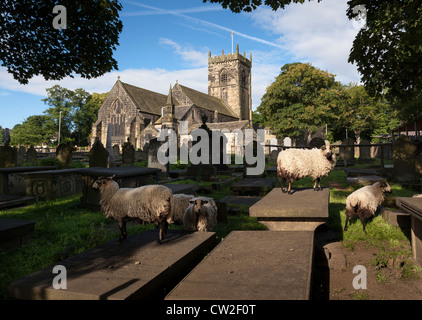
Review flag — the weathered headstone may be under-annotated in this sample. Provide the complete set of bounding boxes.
[56,143,73,169]
[88,138,109,168]
[122,137,135,165]
[309,137,325,149]
[359,139,371,161]
[148,138,168,173]
[393,135,417,182]
[112,145,120,159]
[16,146,26,165]
[283,137,292,147]
[25,146,38,165]
[340,138,355,163]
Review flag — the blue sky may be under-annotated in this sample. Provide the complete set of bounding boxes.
[0,0,363,130]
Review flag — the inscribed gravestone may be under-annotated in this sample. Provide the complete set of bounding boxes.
[112,145,120,159]
[56,143,73,169]
[26,146,38,165]
[340,138,355,163]
[16,146,26,165]
[148,138,168,173]
[89,138,109,168]
[0,146,16,168]
[359,139,371,160]
[122,138,135,165]
[393,136,417,182]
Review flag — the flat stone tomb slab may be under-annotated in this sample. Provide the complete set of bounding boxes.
[165,230,314,300]
[0,219,35,252]
[249,187,329,219]
[249,188,329,230]
[7,230,215,300]
[346,175,386,186]
[230,178,276,195]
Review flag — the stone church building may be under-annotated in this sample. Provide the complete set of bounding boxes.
[91,45,253,150]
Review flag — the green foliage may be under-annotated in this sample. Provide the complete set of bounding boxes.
[10,115,55,146]
[202,0,319,13]
[347,0,422,119]
[257,62,342,139]
[0,0,123,84]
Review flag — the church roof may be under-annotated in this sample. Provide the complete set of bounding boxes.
[175,83,238,119]
[120,81,179,116]
[189,120,250,132]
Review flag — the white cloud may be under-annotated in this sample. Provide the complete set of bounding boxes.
[249,0,362,84]
[159,38,208,68]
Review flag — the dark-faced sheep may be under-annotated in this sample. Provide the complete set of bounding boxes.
[172,194,195,225]
[183,197,217,232]
[277,145,336,194]
[344,181,392,233]
[92,176,173,244]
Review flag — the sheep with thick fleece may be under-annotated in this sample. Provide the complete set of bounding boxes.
[172,194,195,225]
[92,176,173,244]
[183,196,217,232]
[277,145,336,194]
[344,181,392,233]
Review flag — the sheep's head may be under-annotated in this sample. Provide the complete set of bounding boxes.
[189,198,209,217]
[321,145,335,162]
[92,175,116,190]
[378,181,392,194]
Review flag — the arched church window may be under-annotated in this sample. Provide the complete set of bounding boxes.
[111,99,125,137]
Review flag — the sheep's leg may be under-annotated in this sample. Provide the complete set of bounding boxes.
[280,178,286,193]
[344,214,349,231]
[313,178,321,191]
[158,220,169,244]
[118,220,127,242]
[287,180,292,194]
[359,215,367,233]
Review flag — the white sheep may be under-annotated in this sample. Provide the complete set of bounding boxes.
[344,181,392,233]
[172,194,195,225]
[277,145,336,194]
[92,176,173,244]
[182,196,217,232]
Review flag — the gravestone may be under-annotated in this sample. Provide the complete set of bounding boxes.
[186,115,217,180]
[122,138,135,165]
[340,138,355,163]
[0,146,16,168]
[88,138,109,168]
[359,139,371,161]
[56,143,73,169]
[309,137,325,149]
[112,145,120,159]
[25,146,38,165]
[283,137,292,147]
[269,149,278,163]
[148,138,168,173]
[16,146,26,165]
[393,136,417,182]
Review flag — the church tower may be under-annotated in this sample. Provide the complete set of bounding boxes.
[208,44,252,123]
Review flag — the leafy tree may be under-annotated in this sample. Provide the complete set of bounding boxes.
[42,85,106,146]
[347,0,422,120]
[10,115,54,146]
[1,0,123,84]
[202,0,318,13]
[257,62,342,139]
[72,92,107,146]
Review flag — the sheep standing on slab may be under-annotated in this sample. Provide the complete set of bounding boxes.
[344,181,392,233]
[277,145,336,194]
[92,176,173,244]
[183,197,217,232]
[172,194,195,225]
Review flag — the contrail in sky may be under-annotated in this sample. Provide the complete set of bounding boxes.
[122,0,285,49]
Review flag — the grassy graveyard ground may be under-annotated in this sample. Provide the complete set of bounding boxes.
[1,160,421,300]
